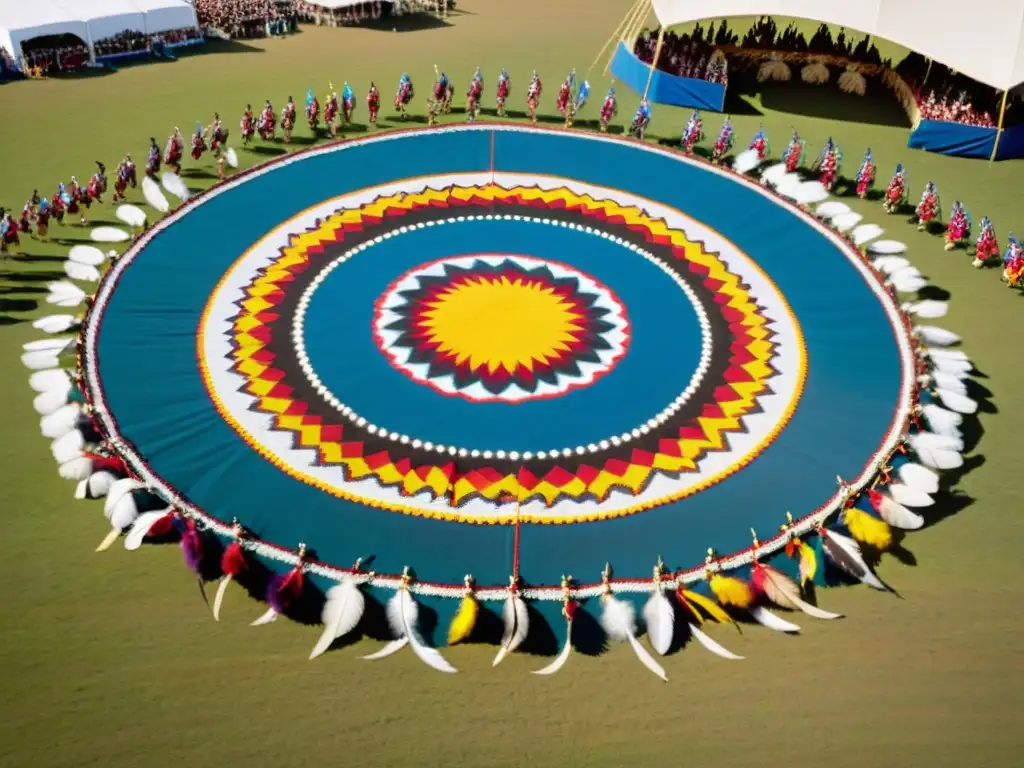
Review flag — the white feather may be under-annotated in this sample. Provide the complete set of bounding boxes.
[22,350,60,370]
[898,462,939,494]
[142,175,170,213]
[872,256,910,274]
[116,204,147,228]
[60,456,93,481]
[41,402,82,438]
[867,239,908,255]
[748,605,801,633]
[385,589,409,637]
[104,478,146,518]
[310,578,366,660]
[24,337,75,352]
[30,369,71,393]
[34,387,71,416]
[108,491,140,531]
[161,172,190,201]
[816,201,851,219]
[910,432,964,453]
[69,245,107,266]
[891,265,924,283]
[927,348,969,363]
[852,223,884,245]
[533,621,573,675]
[249,607,279,626]
[51,429,84,463]
[935,388,978,414]
[361,637,409,660]
[929,358,973,378]
[76,470,117,499]
[688,623,744,660]
[791,181,829,205]
[774,174,803,198]
[874,493,925,529]
[642,591,675,656]
[64,261,101,282]
[887,483,934,508]
[493,594,529,666]
[601,596,667,681]
[922,403,963,437]
[731,149,761,174]
[831,211,863,232]
[212,576,233,621]
[932,372,967,395]
[124,509,173,550]
[825,530,887,590]
[902,300,948,319]
[916,326,961,347]
[760,163,788,184]
[890,274,927,294]
[225,147,239,169]
[46,280,88,307]
[401,590,457,674]
[95,528,122,552]
[91,226,131,243]
[33,314,80,334]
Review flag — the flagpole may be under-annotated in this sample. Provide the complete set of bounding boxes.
[642,25,666,102]
[989,88,1009,162]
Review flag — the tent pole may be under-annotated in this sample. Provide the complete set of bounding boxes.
[588,0,643,76]
[923,58,932,85]
[989,88,1009,162]
[623,0,652,49]
[642,25,665,101]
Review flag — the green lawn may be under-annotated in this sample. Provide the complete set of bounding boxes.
[2,2,1023,767]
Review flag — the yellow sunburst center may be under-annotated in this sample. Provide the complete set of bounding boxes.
[419,276,585,375]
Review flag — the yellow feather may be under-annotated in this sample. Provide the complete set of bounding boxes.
[680,589,735,625]
[708,574,755,610]
[447,595,479,645]
[843,507,893,551]
[798,541,817,587]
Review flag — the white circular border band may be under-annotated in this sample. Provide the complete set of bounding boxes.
[199,170,803,520]
[84,125,912,590]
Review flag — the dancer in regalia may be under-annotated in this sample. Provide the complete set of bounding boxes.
[915,182,940,230]
[496,68,510,117]
[566,79,589,128]
[749,126,769,160]
[50,186,66,226]
[629,99,651,139]
[342,82,355,125]
[882,163,907,214]
[281,96,297,143]
[0,209,18,254]
[240,104,256,145]
[66,177,82,223]
[191,122,207,161]
[258,100,276,140]
[433,69,453,114]
[1003,234,1024,288]
[209,113,228,154]
[972,217,999,267]
[855,148,875,199]
[782,130,805,173]
[394,73,414,120]
[306,89,320,134]
[165,127,185,174]
[466,69,483,122]
[556,74,573,118]
[367,82,380,125]
[87,161,107,204]
[944,201,971,251]
[598,84,617,133]
[526,71,542,125]
[711,117,733,164]
[112,155,136,203]
[35,199,50,240]
[681,110,703,155]
[18,202,32,236]
[813,137,841,192]
[324,90,339,137]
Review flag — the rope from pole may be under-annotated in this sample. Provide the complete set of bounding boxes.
[641,25,666,102]
[587,0,645,77]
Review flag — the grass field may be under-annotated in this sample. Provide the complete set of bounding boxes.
[2,2,1023,766]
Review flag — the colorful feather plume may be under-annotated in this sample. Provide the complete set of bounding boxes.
[494,576,529,667]
[124,508,175,550]
[843,504,893,550]
[867,488,925,529]
[213,521,250,621]
[750,532,841,619]
[533,576,577,676]
[819,527,888,591]
[178,516,209,607]
[310,571,366,660]
[251,543,306,626]
[599,564,667,681]
[705,549,755,610]
[447,575,479,645]
[678,587,734,626]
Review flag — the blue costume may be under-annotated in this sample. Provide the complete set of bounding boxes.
[630,100,651,138]
[575,79,590,111]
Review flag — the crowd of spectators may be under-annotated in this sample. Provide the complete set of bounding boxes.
[20,37,90,76]
[634,28,721,82]
[194,0,298,39]
[896,53,1021,127]
[295,1,385,27]
[93,27,202,59]
[1,45,21,78]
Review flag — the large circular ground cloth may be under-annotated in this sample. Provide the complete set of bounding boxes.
[83,125,920,652]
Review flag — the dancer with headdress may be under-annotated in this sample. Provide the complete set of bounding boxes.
[556,72,573,118]
[599,84,617,133]
[113,155,134,203]
[813,137,842,192]
[191,122,207,161]
[566,78,589,128]
[395,73,414,120]
[496,68,510,117]
[87,161,107,204]
[341,82,355,125]
[915,182,940,231]
[258,100,276,140]
[681,110,703,155]
[629,99,651,139]
[241,104,256,145]
[749,126,769,160]
[209,113,229,154]
[367,82,380,125]
[944,201,971,251]
[711,117,734,164]
[35,198,50,240]
[0,209,18,255]
[1003,234,1024,288]
[282,96,297,143]
[855,148,875,199]
[526,71,542,125]
[781,129,805,173]
[18,201,33,237]
[466,68,483,122]
[325,89,339,137]
[50,185,66,226]
[972,217,999,267]
[66,176,82,223]
[432,68,453,114]
[882,164,907,214]
[165,128,185,174]
[306,89,321,135]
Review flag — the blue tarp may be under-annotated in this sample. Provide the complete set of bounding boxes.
[908,119,1024,160]
[610,41,726,112]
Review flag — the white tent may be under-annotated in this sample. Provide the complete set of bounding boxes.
[0,2,91,58]
[650,0,1024,91]
[125,0,199,35]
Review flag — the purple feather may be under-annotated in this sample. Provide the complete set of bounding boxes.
[267,573,287,614]
[180,529,204,573]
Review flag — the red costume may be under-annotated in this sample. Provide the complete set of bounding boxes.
[496,73,510,116]
[241,108,255,144]
[367,84,380,124]
[210,118,228,152]
[0,213,18,253]
[307,97,320,131]
[50,193,65,224]
[556,80,571,116]
[36,204,50,238]
[191,130,206,161]
[19,204,32,234]
[325,94,339,125]
[916,182,940,230]
[258,103,276,140]
[165,130,184,169]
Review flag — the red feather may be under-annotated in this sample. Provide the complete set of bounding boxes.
[89,454,127,475]
[564,600,579,621]
[749,561,768,593]
[221,542,248,577]
[146,512,175,538]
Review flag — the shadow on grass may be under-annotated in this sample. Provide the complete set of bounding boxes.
[0,297,39,313]
[758,81,911,128]
[359,14,454,33]
[247,144,287,156]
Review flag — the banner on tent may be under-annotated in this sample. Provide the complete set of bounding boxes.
[908,119,1024,160]
[610,41,726,112]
